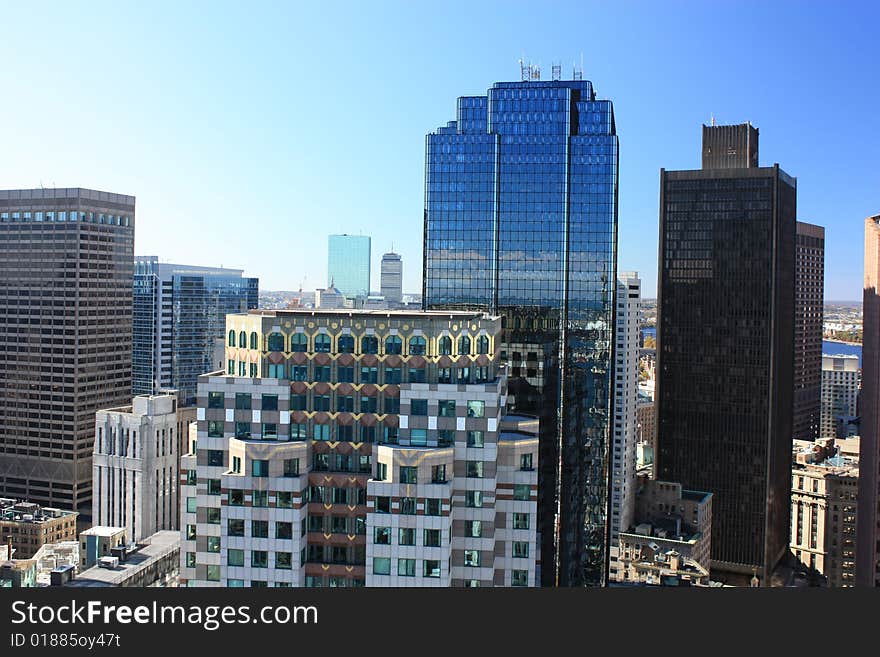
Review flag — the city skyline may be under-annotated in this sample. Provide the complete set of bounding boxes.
[0,2,877,299]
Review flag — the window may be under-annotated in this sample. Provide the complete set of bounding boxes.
[208,392,224,408]
[228,330,236,347]
[227,359,235,375]
[228,519,245,537]
[186,524,197,540]
[361,335,378,354]
[438,400,456,417]
[409,335,426,355]
[262,423,278,438]
[268,333,284,352]
[423,560,441,578]
[314,365,331,382]
[337,366,355,383]
[384,396,400,414]
[385,335,402,354]
[511,570,529,586]
[228,489,245,506]
[375,496,391,513]
[331,516,348,534]
[400,497,417,515]
[424,529,441,547]
[262,394,278,411]
[467,431,484,447]
[520,453,534,471]
[374,527,391,545]
[267,363,285,378]
[235,393,251,410]
[409,429,427,446]
[185,469,197,485]
[399,528,416,545]
[408,366,426,383]
[234,422,251,439]
[465,491,483,508]
[252,520,269,538]
[253,490,269,507]
[375,462,387,481]
[338,335,354,353]
[398,558,416,577]
[238,331,247,348]
[276,522,293,539]
[431,464,447,483]
[314,395,331,412]
[467,401,485,418]
[290,394,307,411]
[337,424,353,441]
[276,552,293,569]
[337,395,355,412]
[400,466,418,484]
[425,498,442,516]
[437,429,454,446]
[466,461,484,478]
[360,366,378,383]
[438,336,452,355]
[477,335,490,354]
[513,541,529,558]
[206,537,221,553]
[186,497,197,513]
[465,520,482,538]
[290,423,308,440]
[228,549,245,567]
[373,557,391,575]
[283,458,299,477]
[458,335,471,355]
[513,513,530,530]
[291,333,308,352]
[314,334,331,353]
[250,332,259,349]
[437,367,452,384]
[252,551,268,568]
[277,492,293,508]
[208,420,223,437]
[410,399,428,416]
[186,552,196,568]
[252,460,269,477]
[360,396,377,413]
[207,479,221,495]
[457,367,471,384]
[464,550,480,567]
[513,484,531,501]
[291,365,308,381]
[206,565,220,582]
[384,367,401,384]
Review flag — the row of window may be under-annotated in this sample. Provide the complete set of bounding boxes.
[236,331,492,356]
[0,210,130,226]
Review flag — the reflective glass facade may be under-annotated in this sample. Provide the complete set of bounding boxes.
[133,258,258,404]
[423,80,619,586]
[328,234,371,299]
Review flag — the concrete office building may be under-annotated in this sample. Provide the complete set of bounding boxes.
[178,309,538,587]
[857,214,880,586]
[0,499,78,559]
[821,355,860,439]
[0,188,135,512]
[656,123,796,584]
[794,222,825,442]
[79,526,127,569]
[328,235,371,299]
[791,439,858,586]
[380,251,403,305]
[133,257,258,404]
[93,394,186,543]
[608,273,641,580]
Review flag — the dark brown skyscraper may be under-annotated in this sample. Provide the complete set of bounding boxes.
[0,188,134,514]
[656,123,796,585]
[857,214,880,586]
[793,221,824,442]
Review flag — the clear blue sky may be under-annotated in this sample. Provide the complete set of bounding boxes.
[1,0,877,300]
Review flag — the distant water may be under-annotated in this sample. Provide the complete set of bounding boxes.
[641,328,862,366]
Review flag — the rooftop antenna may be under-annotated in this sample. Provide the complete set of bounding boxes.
[519,57,529,82]
[711,114,716,126]
[573,54,583,81]
[551,62,562,81]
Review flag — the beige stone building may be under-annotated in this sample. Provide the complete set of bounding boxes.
[0,499,78,559]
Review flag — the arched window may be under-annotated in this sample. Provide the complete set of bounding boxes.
[338,335,355,353]
[291,333,308,352]
[409,336,426,356]
[238,331,247,348]
[314,334,331,353]
[458,335,471,355]
[267,332,284,352]
[250,332,259,350]
[385,335,402,355]
[438,336,452,355]
[228,330,236,347]
[477,335,490,354]
[361,335,378,355]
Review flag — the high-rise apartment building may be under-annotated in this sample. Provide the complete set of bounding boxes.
[0,188,135,513]
[380,251,403,305]
[133,257,258,404]
[93,394,186,542]
[820,355,860,439]
[178,309,538,588]
[794,222,825,441]
[0,499,79,559]
[423,77,618,586]
[857,214,880,586]
[608,273,641,580]
[328,235,371,299]
[656,123,796,585]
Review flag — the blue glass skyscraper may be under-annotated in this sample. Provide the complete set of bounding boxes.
[328,234,371,299]
[423,78,619,586]
[133,257,259,405]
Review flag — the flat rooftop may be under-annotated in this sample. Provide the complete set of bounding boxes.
[66,531,179,588]
[80,526,125,537]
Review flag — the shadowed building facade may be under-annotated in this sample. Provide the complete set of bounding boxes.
[656,124,796,584]
[794,222,824,442]
[423,77,619,586]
